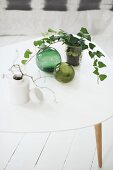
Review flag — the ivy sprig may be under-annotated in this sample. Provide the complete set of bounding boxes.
[77,27,107,82]
[21,27,107,82]
[77,27,91,41]
[21,49,32,64]
[88,44,107,81]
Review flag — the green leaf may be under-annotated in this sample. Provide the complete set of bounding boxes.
[46,39,51,44]
[93,59,98,66]
[43,37,49,41]
[89,51,95,58]
[25,49,32,54]
[89,43,96,50]
[39,43,47,49]
[34,40,43,46]
[98,61,106,68]
[99,74,107,81]
[48,28,56,33]
[81,44,88,50]
[21,60,27,64]
[24,49,32,58]
[83,34,91,41]
[68,34,79,45]
[77,27,91,41]
[49,35,56,42]
[93,67,99,75]
[96,51,105,58]
[58,29,65,35]
[77,32,83,38]
[80,27,89,34]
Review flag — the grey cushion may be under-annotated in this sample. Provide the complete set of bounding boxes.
[4,0,113,11]
[6,0,32,10]
[78,0,101,11]
[43,0,67,11]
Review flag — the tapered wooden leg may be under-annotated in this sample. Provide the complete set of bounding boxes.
[95,123,102,168]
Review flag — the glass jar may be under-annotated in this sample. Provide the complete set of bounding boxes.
[66,46,82,66]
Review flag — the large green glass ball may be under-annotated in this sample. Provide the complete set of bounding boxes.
[36,47,61,73]
[54,62,75,83]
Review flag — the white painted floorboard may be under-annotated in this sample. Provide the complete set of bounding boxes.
[0,118,113,170]
[0,133,24,170]
[0,129,95,170]
[64,127,96,170]
[4,133,49,170]
[34,131,76,170]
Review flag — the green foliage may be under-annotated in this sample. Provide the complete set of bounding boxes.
[89,51,95,58]
[96,51,105,58]
[93,67,99,75]
[99,74,107,81]
[24,49,32,58]
[93,59,98,66]
[21,60,27,64]
[81,44,88,50]
[98,61,106,68]
[89,43,96,50]
[48,28,57,33]
[77,27,91,41]
[21,27,107,82]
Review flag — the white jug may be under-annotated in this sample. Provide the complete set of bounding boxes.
[7,75,43,105]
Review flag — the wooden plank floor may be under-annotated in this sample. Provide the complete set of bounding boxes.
[0,117,113,170]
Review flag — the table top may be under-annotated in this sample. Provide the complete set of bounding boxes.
[0,38,113,133]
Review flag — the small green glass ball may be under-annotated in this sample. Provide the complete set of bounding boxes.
[54,62,75,83]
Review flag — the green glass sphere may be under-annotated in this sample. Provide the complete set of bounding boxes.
[36,47,61,73]
[54,62,75,83]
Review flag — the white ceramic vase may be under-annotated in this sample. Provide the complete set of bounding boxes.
[8,76,30,105]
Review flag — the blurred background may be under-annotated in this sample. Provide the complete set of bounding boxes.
[0,0,113,47]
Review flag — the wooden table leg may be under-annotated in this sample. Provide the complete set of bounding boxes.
[95,123,102,168]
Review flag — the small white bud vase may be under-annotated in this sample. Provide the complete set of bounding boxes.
[8,76,30,105]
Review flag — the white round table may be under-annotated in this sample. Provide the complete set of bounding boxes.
[0,39,113,168]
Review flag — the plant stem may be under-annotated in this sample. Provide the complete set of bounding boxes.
[25,53,37,65]
[24,74,57,103]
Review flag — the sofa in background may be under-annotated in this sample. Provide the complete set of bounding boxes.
[0,0,113,60]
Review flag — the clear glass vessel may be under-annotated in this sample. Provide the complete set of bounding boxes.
[66,46,82,66]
